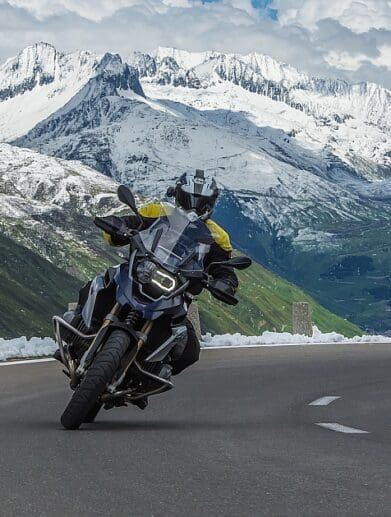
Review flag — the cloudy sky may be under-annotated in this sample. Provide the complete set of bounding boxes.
[0,0,390,88]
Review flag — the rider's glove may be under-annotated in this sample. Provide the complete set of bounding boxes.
[208,278,236,296]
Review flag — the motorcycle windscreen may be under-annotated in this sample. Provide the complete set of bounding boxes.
[138,203,213,273]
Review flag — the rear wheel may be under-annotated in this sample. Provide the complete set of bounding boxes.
[61,330,130,430]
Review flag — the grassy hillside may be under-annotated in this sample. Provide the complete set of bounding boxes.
[198,253,362,338]
[214,196,391,334]
[0,234,83,338]
[0,232,362,339]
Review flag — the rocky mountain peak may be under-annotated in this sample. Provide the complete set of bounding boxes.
[0,42,59,101]
[130,47,390,130]
[95,52,144,97]
[0,44,144,141]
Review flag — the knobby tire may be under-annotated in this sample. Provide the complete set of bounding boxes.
[60,330,130,430]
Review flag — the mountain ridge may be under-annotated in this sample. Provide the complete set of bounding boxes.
[132,46,391,132]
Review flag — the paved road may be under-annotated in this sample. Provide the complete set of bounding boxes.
[0,344,390,516]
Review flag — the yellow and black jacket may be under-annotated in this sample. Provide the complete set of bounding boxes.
[101,203,238,293]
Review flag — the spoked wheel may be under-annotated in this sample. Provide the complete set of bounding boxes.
[60,330,130,430]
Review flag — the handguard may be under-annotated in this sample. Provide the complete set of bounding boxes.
[207,279,238,306]
[94,216,132,241]
[94,215,123,234]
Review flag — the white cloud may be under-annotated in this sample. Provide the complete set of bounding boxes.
[0,0,390,88]
[7,0,159,21]
[325,50,369,72]
[6,0,201,21]
[375,44,391,68]
[274,0,391,33]
[3,0,262,21]
[271,0,391,78]
[326,45,391,73]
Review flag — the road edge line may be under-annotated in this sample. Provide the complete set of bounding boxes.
[0,358,56,367]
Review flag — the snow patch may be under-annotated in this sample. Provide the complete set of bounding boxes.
[293,228,339,251]
[201,326,391,347]
[0,336,56,361]
[1,327,391,362]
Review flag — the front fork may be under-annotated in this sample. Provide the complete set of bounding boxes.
[55,301,177,400]
[76,303,153,379]
[54,303,153,390]
[105,319,154,394]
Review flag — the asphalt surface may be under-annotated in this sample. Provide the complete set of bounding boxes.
[0,344,390,517]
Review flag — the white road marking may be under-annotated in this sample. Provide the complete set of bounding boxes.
[316,422,369,434]
[201,342,388,349]
[201,343,342,349]
[0,358,55,367]
[309,396,340,406]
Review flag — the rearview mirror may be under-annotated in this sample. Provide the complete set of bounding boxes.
[225,256,252,270]
[117,185,139,214]
[207,256,252,271]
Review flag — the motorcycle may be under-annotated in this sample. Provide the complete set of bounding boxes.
[53,185,251,429]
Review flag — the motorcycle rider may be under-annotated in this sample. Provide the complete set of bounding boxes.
[57,170,238,406]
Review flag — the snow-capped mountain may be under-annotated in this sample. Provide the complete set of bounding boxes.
[129,47,390,174]
[141,46,391,131]
[1,43,391,331]
[10,45,391,233]
[0,142,119,219]
[0,42,143,142]
[0,142,126,278]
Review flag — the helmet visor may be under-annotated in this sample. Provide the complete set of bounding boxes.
[176,189,217,215]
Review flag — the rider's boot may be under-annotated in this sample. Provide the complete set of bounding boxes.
[132,397,149,410]
[131,364,172,410]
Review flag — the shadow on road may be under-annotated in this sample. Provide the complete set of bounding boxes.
[5,417,268,433]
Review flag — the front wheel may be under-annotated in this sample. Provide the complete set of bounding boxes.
[60,330,130,430]
[83,402,102,423]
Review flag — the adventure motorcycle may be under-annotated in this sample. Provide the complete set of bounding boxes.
[53,185,251,430]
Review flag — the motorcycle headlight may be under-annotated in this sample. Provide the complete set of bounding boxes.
[136,261,177,293]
